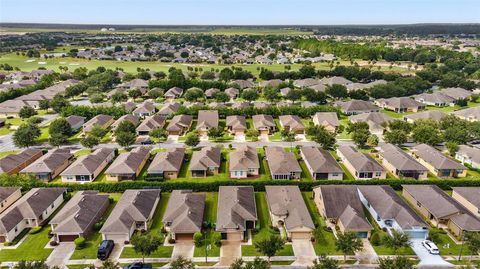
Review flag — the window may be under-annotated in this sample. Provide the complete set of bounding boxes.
[14,226,18,232]
[377,216,381,222]
[51,204,55,209]
[417,201,422,207]
[375,172,382,177]
[332,173,339,177]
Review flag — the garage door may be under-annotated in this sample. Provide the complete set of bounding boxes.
[175,233,194,241]
[407,230,428,240]
[0,236,5,243]
[58,234,79,242]
[227,232,242,241]
[104,234,129,243]
[291,232,311,240]
[356,232,369,238]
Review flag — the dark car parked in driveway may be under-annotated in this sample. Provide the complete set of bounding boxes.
[123,263,153,269]
[97,240,114,260]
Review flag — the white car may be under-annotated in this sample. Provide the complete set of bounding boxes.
[422,240,440,255]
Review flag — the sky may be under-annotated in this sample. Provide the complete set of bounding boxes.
[0,0,479,25]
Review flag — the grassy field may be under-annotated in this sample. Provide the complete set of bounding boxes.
[241,193,294,256]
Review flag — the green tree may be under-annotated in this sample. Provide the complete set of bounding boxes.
[90,126,107,139]
[280,129,296,142]
[116,131,136,148]
[285,89,302,103]
[219,68,234,81]
[263,87,279,102]
[49,118,72,137]
[111,92,127,103]
[367,134,379,147]
[13,123,40,148]
[149,127,168,140]
[128,88,142,99]
[335,231,363,261]
[325,84,348,99]
[14,261,49,269]
[383,230,411,253]
[377,256,414,269]
[446,141,459,156]
[302,88,326,103]
[306,126,336,149]
[241,89,259,101]
[170,256,195,269]
[230,258,270,269]
[245,129,260,142]
[214,92,230,103]
[97,260,120,269]
[352,128,371,147]
[19,106,37,118]
[184,88,204,101]
[185,133,200,147]
[464,232,480,259]
[207,127,224,141]
[148,88,163,99]
[308,254,340,269]
[384,130,408,145]
[50,94,70,113]
[49,133,68,147]
[193,232,203,247]
[130,234,162,263]
[80,135,100,149]
[39,100,50,110]
[254,235,285,261]
[115,121,136,135]
[89,93,105,103]
[412,120,443,145]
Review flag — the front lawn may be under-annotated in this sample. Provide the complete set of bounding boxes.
[0,226,53,262]
[241,193,294,257]
[194,192,220,257]
[121,245,173,258]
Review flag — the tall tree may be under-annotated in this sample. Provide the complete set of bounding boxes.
[383,230,411,253]
[13,123,40,148]
[254,235,285,261]
[130,234,162,263]
[335,231,363,261]
[377,256,414,269]
[464,232,480,259]
[170,256,195,269]
[19,106,37,118]
[307,254,340,269]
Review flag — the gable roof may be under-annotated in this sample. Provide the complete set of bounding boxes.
[100,189,160,234]
[61,148,114,176]
[300,146,343,174]
[196,110,219,130]
[453,106,480,121]
[132,101,156,114]
[377,97,424,109]
[136,115,165,133]
[0,149,42,174]
[265,147,301,174]
[252,114,275,130]
[66,115,86,127]
[158,102,181,115]
[229,146,260,171]
[403,110,447,122]
[452,187,480,209]
[403,185,464,218]
[83,114,114,132]
[379,144,427,172]
[358,185,427,230]
[148,148,185,173]
[226,115,247,131]
[279,115,305,131]
[216,186,257,232]
[312,112,340,127]
[165,87,183,97]
[349,112,392,130]
[112,115,140,130]
[190,146,221,171]
[163,190,205,233]
[105,147,150,175]
[49,191,109,234]
[0,187,21,202]
[337,146,385,173]
[412,144,466,170]
[21,149,72,174]
[265,186,315,231]
[336,100,378,113]
[166,115,193,132]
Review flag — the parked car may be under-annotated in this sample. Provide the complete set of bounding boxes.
[422,240,439,255]
[123,263,153,269]
[141,139,154,145]
[97,240,114,260]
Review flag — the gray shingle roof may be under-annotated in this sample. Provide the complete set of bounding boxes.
[412,144,466,170]
[337,146,385,173]
[216,186,257,232]
[166,115,193,132]
[0,187,20,202]
[301,146,343,174]
[105,147,150,175]
[379,144,427,172]
[226,116,247,131]
[190,146,221,171]
[229,146,260,172]
[0,149,42,174]
[452,187,480,209]
[21,149,72,174]
[163,190,205,233]
[61,148,114,176]
[312,112,340,128]
[196,110,219,130]
[252,114,275,130]
[148,148,185,174]
[265,147,301,174]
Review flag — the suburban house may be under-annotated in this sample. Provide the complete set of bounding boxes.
[335,100,379,115]
[252,114,276,135]
[413,92,455,107]
[166,115,193,136]
[313,186,373,238]
[453,106,480,122]
[403,110,447,123]
[0,148,43,175]
[452,187,480,218]
[162,190,205,240]
[111,115,140,131]
[216,186,257,241]
[189,146,221,177]
[82,114,114,134]
[0,187,21,214]
[105,147,150,181]
[225,87,240,99]
[337,145,386,180]
[136,115,166,135]
[455,145,480,168]
[100,189,160,243]
[229,146,260,179]
[312,112,340,133]
[196,110,219,136]
[158,102,181,117]
[60,148,116,183]
[232,80,254,89]
[164,87,183,99]
[440,87,472,101]
[319,76,352,86]
[411,144,467,178]
[349,112,392,135]
[300,146,343,180]
[402,185,480,238]
[50,191,110,242]
[378,144,428,179]
[124,102,137,113]
[205,88,220,98]
[375,97,425,113]
[226,115,247,136]
[132,101,157,118]
[66,115,86,132]
[265,186,315,240]
[119,79,148,94]
[146,148,185,179]
[21,149,74,181]
[0,100,38,117]
[279,115,305,134]
[0,188,66,243]
[265,146,301,180]
[358,185,429,239]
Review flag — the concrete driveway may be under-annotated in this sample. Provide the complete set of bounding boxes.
[355,239,378,264]
[411,239,452,266]
[172,240,194,258]
[217,241,241,266]
[291,239,316,266]
[234,134,245,142]
[46,242,75,268]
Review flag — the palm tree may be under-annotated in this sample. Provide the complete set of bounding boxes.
[383,230,411,254]
[335,231,364,261]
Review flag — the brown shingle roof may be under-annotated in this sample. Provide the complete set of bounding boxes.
[229,146,260,172]
[252,114,275,130]
[300,146,343,174]
[190,146,221,171]
[226,116,247,131]
[0,149,42,174]
[196,110,219,130]
[105,147,150,175]
[412,144,466,170]
[379,144,427,172]
[265,147,301,175]
[21,149,72,174]
[163,190,205,233]
[216,186,257,232]
[61,148,114,176]
[166,115,192,132]
[148,148,185,174]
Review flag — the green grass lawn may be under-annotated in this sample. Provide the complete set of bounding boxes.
[302,192,340,255]
[0,150,18,158]
[0,127,12,136]
[0,226,53,262]
[194,192,220,257]
[119,192,173,259]
[336,118,352,140]
[70,193,122,260]
[241,193,294,257]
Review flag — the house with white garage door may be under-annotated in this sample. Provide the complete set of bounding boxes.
[265,185,315,240]
[357,185,429,240]
[100,189,160,243]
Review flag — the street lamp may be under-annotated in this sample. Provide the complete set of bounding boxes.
[204,232,211,263]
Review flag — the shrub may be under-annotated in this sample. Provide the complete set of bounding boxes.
[94,222,104,231]
[49,241,58,247]
[370,232,381,246]
[74,236,86,249]
[29,227,42,234]
[4,242,12,246]
[193,232,203,247]
[212,232,222,247]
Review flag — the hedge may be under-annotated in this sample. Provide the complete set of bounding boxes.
[3,177,480,193]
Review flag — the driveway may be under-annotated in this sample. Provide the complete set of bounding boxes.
[46,242,75,268]
[291,239,316,266]
[172,240,194,258]
[411,239,451,266]
[217,241,241,266]
[355,239,378,264]
[234,134,245,142]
